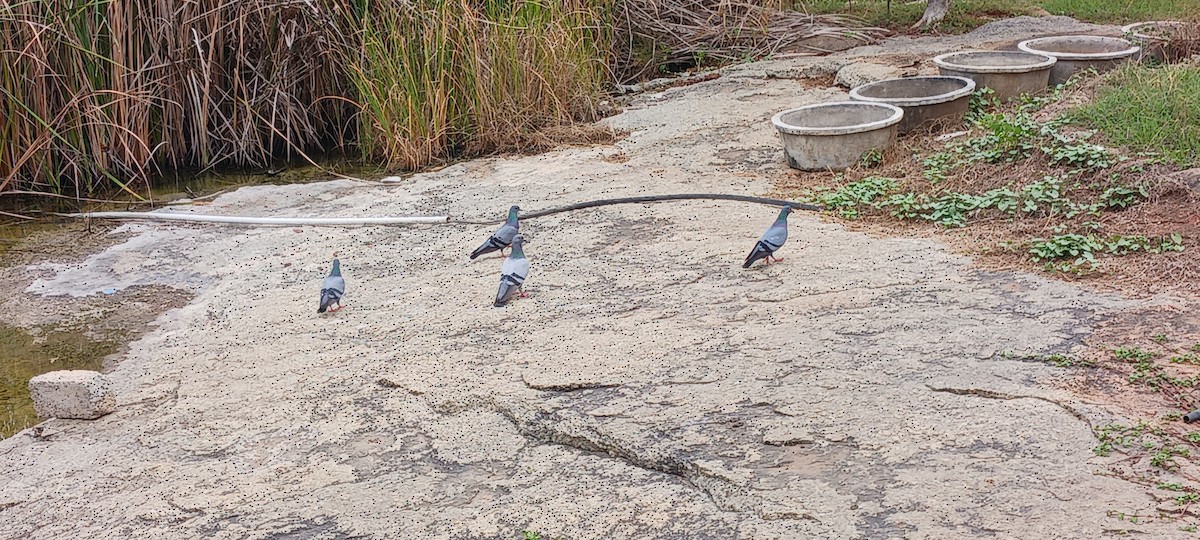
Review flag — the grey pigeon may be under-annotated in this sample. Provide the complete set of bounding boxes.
[470,205,520,259]
[743,206,792,268]
[318,258,346,313]
[494,235,530,307]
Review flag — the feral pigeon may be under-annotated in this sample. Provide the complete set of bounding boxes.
[743,206,792,268]
[494,235,530,307]
[318,258,346,313]
[470,205,520,259]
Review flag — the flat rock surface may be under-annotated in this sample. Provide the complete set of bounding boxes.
[0,16,1183,540]
[834,62,910,89]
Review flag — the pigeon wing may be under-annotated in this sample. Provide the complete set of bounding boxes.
[743,222,788,268]
[470,223,518,259]
[760,222,788,251]
[494,256,530,307]
[318,275,345,313]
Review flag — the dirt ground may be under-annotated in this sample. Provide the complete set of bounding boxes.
[2,16,1199,540]
[769,69,1200,301]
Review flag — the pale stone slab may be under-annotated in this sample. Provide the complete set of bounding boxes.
[28,370,116,420]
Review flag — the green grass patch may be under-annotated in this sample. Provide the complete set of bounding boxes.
[1039,0,1199,25]
[809,177,896,218]
[1029,232,1183,274]
[1094,421,1159,457]
[798,0,1198,30]
[800,107,1153,231]
[1068,64,1200,167]
[1171,352,1200,365]
[799,0,1032,31]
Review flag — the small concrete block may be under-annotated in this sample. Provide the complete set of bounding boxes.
[28,370,116,420]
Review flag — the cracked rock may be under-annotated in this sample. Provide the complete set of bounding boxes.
[522,370,621,391]
[762,426,814,447]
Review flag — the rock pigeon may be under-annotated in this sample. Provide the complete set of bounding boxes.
[743,206,793,268]
[470,205,520,259]
[494,235,530,307]
[318,258,346,313]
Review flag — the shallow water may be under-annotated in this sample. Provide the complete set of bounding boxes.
[0,325,111,438]
[0,161,385,439]
[0,221,61,256]
[149,161,386,203]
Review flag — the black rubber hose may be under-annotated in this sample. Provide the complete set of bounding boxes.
[453,194,822,225]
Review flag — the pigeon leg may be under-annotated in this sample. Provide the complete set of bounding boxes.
[329,303,344,313]
[770,255,784,263]
[518,289,529,299]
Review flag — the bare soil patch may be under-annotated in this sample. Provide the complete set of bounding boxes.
[769,74,1200,300]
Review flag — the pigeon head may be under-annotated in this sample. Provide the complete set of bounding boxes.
[509,235,527,258]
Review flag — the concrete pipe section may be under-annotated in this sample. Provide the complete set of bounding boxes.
[1122,21,1191,63]
[1018,36,1141,86]
[771,101,903,172]
[848,76,976,135]
[932,50,1056,102]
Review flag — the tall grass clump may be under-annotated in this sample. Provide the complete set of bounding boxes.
[1,0,609,193]
[143,1,352,172]
[1069,64,1200,167]
[0,0,880,198]
[0,0,353,198]
[471,1,609,154]
[0,1,145,197]
[339,0,609,171]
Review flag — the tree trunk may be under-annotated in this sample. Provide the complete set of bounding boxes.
[912,0,950,30]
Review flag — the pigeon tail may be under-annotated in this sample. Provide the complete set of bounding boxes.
[494,278,521,307]
[743,241,773,268]
[470,236,506,259]
[318,287,343,313]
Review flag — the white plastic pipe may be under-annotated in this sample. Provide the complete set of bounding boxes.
[63,211,449,226]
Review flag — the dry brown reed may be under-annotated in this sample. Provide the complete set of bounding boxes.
[0,0,352,198]
[610,0,884,82]
[0,0,880,198]
[1151,19,1200,63]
